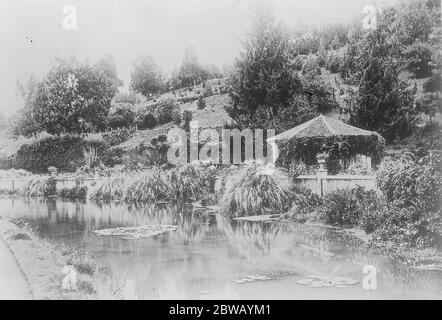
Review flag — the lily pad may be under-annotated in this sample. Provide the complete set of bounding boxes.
[94,225,178,240]
[234,273,273,284]
[296,275,360,289]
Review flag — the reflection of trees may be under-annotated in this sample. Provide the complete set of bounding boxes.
[1,199,217,244]
[215,215,292,261]
[173,208,213,243]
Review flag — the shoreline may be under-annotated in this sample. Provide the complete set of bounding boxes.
[0,217,128,300]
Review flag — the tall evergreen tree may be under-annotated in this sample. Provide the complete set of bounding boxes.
[345,9,417,142]
[227,8,302,127]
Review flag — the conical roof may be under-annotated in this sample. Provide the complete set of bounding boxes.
[267,115,376,142]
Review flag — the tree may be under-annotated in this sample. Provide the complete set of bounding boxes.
[13,75,41,135]
[317,39,327,66]
[135,110,157,129]
[156,98,180,124]
[345,10,417,142]
[29,58,117,134]
[395,0,439,77]
[95,54,123,89]
[301,73,339,113]
[177,46,205,88]
[227,8,302,124]
[227,6,339,131]
[331,34,340,50]
[130,55,163,97]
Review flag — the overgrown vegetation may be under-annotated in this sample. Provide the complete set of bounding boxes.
[125,169,170,203]
[300,153,442,249]
[321,187,378,227]
[169,164,207,203]
[373,153,441,247]
[89,176,128,201]
[220,164,293,216]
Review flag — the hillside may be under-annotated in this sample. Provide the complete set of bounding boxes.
[180,94,235,128]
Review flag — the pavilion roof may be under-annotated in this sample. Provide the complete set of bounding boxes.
[267,115,377,142]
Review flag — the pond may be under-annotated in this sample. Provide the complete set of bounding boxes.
[0,198,441,300]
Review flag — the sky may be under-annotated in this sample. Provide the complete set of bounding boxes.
[0,0,399,116]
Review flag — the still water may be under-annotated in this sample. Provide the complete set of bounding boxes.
[0,198,441,299]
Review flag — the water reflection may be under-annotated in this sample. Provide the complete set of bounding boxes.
[0,198,441,299]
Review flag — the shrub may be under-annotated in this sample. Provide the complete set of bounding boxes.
[322,189,361,227]
[108,103,136,129]
[374,154,442,247]
[21,179,48,197]
[58,179,87,200]
[221,164,293,216]
[197,96,206,110]
[0,134,106,173]
[359,202,385,234]
[139,112,158,129]
[291,185,322,211]
[377,154,441,210]
[363,200,441,248]
[90,176,127,201]
[125,169,170,202]
[325,53,343,74]
[156,98,180,124]
[169,164,206,202]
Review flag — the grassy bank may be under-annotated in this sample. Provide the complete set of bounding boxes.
[0,217,136,300]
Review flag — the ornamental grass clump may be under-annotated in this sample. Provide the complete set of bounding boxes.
[168,164,206,203]
[125,169,170,203]
[221,164,293,216]
[21,178,49,197]
[89,176,127,201]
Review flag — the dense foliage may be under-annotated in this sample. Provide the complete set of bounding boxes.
[322,187,377,227]
[279,134,385,170]
[108,103,136,129]
[169,165,207,202]
[0,129,134,173]
[340,0,441,143]
[0,134,106,173]
[343,17,417,143]
[220,164,293,216]
[315,153,441,248]
[156,98,181,124]
[15,59,118,135]
[168,46,222,90]
[130,55,164,97]
[226,8,338,132]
